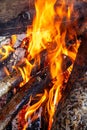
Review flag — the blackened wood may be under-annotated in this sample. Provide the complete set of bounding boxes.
[0,69,50,130]
[52,31,87,130]
[0,72,22,98]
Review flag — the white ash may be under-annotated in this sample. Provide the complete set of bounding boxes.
[13,48,25,63]
[0,33,26,48]
[14,40,21,48]
[0,36,11,46]
[17,34,26,41]
[14,33,26,48]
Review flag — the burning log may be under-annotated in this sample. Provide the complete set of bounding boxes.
[0,72,22,98]
[0,48,48,98]
[52,31,87,130]
[0,47,73,99]
[0,68,51,130]
[0,49,48,99]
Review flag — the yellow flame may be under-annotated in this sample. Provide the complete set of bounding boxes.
[25,90,47,120]
[18,58,33,87]
[0,45,14,61]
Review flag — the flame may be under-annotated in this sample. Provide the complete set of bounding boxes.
[18,58,33,87]
[25,0,80,129]
[23,90,48,130]
[11,35,17,46]
[67,3,73,20]
[0,45,14,61]
[63,40,80,62]
[20,0,80,129]
[0,35,16,61]
[0,0,80,129]
[25,90,47,120]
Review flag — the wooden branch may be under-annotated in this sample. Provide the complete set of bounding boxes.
[0,69,50,130]
[0,72,22,98]
[52,31,87,130]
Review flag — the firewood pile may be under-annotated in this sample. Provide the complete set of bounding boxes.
[0,0,87,130]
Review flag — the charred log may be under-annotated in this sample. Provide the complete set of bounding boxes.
[0,68,51,130]
[0,48,48,98]
[52,31,87,129]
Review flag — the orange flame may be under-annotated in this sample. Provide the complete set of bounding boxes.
[11,35,17,46]
[25,90,47,120]
[23,90,48,130]
[18,58,33,87]
[0,0,80,129]
[21,0,80,129]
